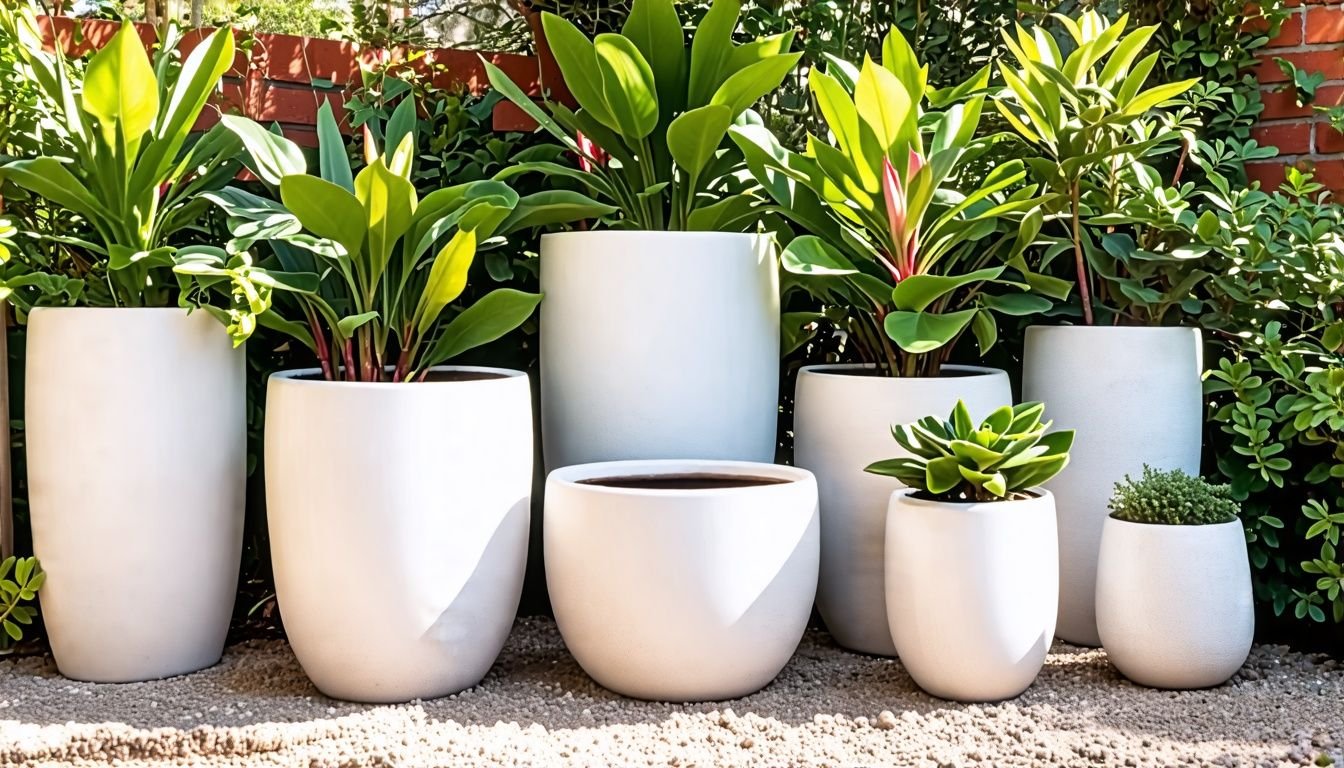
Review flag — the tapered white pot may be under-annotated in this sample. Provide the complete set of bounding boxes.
[539,232,779,470]
[886,488,1058,702]
[1096,517,1253,688]
[1022,326,1203,646]
[266,367,531,703]
[545,460,818,701]
[794,364,1012,655]
[27,308,244,682]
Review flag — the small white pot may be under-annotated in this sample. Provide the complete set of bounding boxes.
[1022,326,1203,646]
[885,488,1058,702]
[794,364,1012,656]
[1096,517,1253,688]
[545,460,818,701]
[266,367,531,703]
[26,308,244,682]
[539,231,779,470]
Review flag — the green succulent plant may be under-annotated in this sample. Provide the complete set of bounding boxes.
[865,400,1074,503]
[1108,466,1241,525]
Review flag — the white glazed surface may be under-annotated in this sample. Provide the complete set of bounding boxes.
[1097,517,1253,688]
[539,232,779,471]
[545,460,818,701]
[27,308,245,682]
[1022,326,1203,646]
[266,367,532,703]
[885,488,1059,702]
[794,364,1012,656]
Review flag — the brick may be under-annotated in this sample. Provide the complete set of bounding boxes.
[1255,50,1344,83]
[1252,120,1313,153]
[1315,119,1344,151]
[1260,87,1315,119]
[1304,157,1344,188]
[493,100,541,133]
[1306,5,1344,42]
[1247,160,1290,189]
[1263,9,1304,46]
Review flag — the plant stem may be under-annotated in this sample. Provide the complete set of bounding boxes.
[1070,180,1095,325]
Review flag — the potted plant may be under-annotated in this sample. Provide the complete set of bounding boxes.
[484,0,800,471]
[545,459,818,701]
[178,103,570,702]
[1096,467,1253,688]
[0,16,302,682]
[868,400,1073,701]
[995,11,1204,645]
[727,29,1057,655]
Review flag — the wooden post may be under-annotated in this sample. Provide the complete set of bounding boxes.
[0,302,11,561]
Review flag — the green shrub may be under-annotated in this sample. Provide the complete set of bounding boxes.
[1108,466,1241,526]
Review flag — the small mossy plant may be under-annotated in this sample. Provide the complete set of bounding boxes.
[1108,466,1241,525]
[865,401,1074,503]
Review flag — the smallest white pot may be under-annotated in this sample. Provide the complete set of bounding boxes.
[1096,517,1254,689]
[885,488,1058,702]
[545,460,819,702]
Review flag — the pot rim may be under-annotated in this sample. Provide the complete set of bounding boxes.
[548,459,813,497]
[798,363,1007,378]
[1104,514,1245,530]
[540,230,768,243]
[269,364,526,389]
[27,306,202,315]
[890,486,1053,514]
[1024,324,1201,334]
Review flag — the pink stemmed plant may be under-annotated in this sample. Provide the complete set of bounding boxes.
[882,150,926,284]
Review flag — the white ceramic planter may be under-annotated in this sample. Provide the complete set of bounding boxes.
[885,488,1059,702]
[266,367,532,703]
[26,308,244,682]
[1022,326,1203,646]
[539,232,779,470]
[1096,517,1253,688]
[545,460,818,701]
[793,364,1012,656]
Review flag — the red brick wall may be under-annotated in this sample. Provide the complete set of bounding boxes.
[37,15,568,141]
[1250,1,1344,190]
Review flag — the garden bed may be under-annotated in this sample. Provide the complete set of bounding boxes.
[0,618,1340,768]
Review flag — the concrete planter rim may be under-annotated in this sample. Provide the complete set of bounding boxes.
[890,487,1054,515]
[268,365,525,390]
[548,459,813,498]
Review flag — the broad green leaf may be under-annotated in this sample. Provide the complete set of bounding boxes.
[481,58,579,150]
[810,70,880,190]
[891,267,1004,312]
[781,235,858,275]
[667,104,732,183]
[82,23,158,147]
[926,456,964,494]
[880,27,927,97]
[336,311,379,337]
[219,115,306,186]
[500,190,617,233]
[541,13,618,130]
[883,308,978,354]
[423,288,542,367]
[688,0,741,106]
[385,97,417,172]
[710,52,803,117]
[594,33,660,139]
[354,158,417,283]
[622,0,686,112]
[134,26,235,187]
[417,228,476,335]
[0,158,107,222]
[316,100,354,191]
[981,292,1053,315]
[280,175,367,260]
[854,56,916,155]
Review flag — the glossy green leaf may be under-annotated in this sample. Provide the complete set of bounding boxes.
[354,158,416,283]
[688,0,741,106]
[781,235,858,275]
[891,267,1004,312]
[594,33,660,139]
[279,174,367,259]
[667,104,732,182]
[417,228,476,335]
[82,23,158,147]
[883,308,977,354]
[541,13,618,130]
[423,289,542,368]
[622,0,686,112]
[709,52,802,117]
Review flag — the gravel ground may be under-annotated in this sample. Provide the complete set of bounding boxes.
[0,617,1341,768]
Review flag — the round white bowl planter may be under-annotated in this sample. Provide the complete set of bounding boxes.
[27,307,244,682]
[545,460,818,701]
[793,364,1012,656]
[266,367,532,703]
[539,232,779,471]
[1022,326,1203,646]
[1096,517,1254,688]
[885,488,1059,702]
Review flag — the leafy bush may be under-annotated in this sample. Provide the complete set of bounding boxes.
[1108,466,1240,525]
[866,401,1073,502]
[0,556,42,648]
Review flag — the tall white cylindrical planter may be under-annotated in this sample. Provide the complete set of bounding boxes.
[266,368,531,703]
[794,364,1012,655]
[539,232,779,470]
[1096,517,1253,688]
[1022,326,1202,646]
[545,460,818,701]
[27,308,244,682]
[885,489,1059,702]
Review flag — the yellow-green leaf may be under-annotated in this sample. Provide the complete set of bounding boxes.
[854,56,915,156]
[82,23,159,147]
[417,228,477,336]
